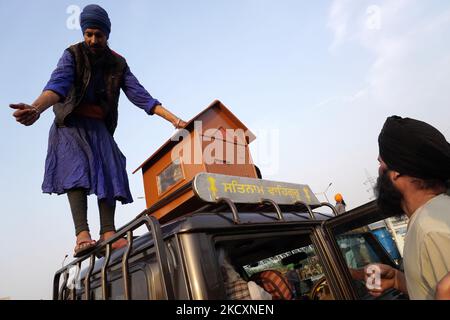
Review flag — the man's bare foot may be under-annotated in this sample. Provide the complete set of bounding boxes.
[100,231,128,250]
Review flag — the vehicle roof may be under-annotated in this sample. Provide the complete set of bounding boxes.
[162,209,332,233]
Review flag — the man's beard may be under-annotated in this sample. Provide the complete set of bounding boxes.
[374,170,405,217]
[89,46,105,56]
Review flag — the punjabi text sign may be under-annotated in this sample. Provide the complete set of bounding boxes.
[193,173,320,206]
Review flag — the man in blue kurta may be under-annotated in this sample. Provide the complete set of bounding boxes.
[10,4,186,257]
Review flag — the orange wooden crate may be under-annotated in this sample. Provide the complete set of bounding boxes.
[133,100,257,222]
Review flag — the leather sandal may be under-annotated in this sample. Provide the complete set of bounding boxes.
[73,239,97,258]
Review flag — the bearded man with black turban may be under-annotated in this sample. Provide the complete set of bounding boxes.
[10,4,187,257]
[367,115,450,299]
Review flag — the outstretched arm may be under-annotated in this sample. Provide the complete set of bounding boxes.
[121,65,187,129]
[11,49,74,126]
[152,104,187,129]
[10,90,60,126]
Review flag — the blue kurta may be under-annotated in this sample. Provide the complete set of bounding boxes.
[43,49,160,113]
[42,48,160,205]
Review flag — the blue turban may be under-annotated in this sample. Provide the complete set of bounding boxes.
[80,4,111,39]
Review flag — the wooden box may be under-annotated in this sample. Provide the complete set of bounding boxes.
[133,100,257,222]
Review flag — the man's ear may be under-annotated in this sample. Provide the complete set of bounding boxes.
[389,170,402,181]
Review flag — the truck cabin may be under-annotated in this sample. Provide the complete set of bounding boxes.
[56,206,337,300]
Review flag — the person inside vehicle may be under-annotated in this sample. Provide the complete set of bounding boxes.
[217,248,272,300]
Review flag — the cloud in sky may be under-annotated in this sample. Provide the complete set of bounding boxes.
[296,0,450,210]
[325,0,450,128]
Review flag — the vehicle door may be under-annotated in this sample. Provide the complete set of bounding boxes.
[317,200,408,300]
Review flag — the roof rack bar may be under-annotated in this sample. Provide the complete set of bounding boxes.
[260,198,284,221]
[122,230,133,300]
[215,197,240,224]
[319,202,339,216]
[294,201,315,219]
[101,243,112,300]
[84,254,95,300]
[53,215,175,300]
[58,269,69,300]
[143,215,175,299]
[52,274,60,300]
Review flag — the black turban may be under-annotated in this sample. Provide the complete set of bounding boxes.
[378,115,450,181]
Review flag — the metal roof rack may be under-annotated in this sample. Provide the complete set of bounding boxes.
[53,215,174,300]
[53,173,338,300]
[192,196,337,224]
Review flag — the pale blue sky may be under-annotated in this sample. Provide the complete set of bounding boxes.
[1,0,450,299]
